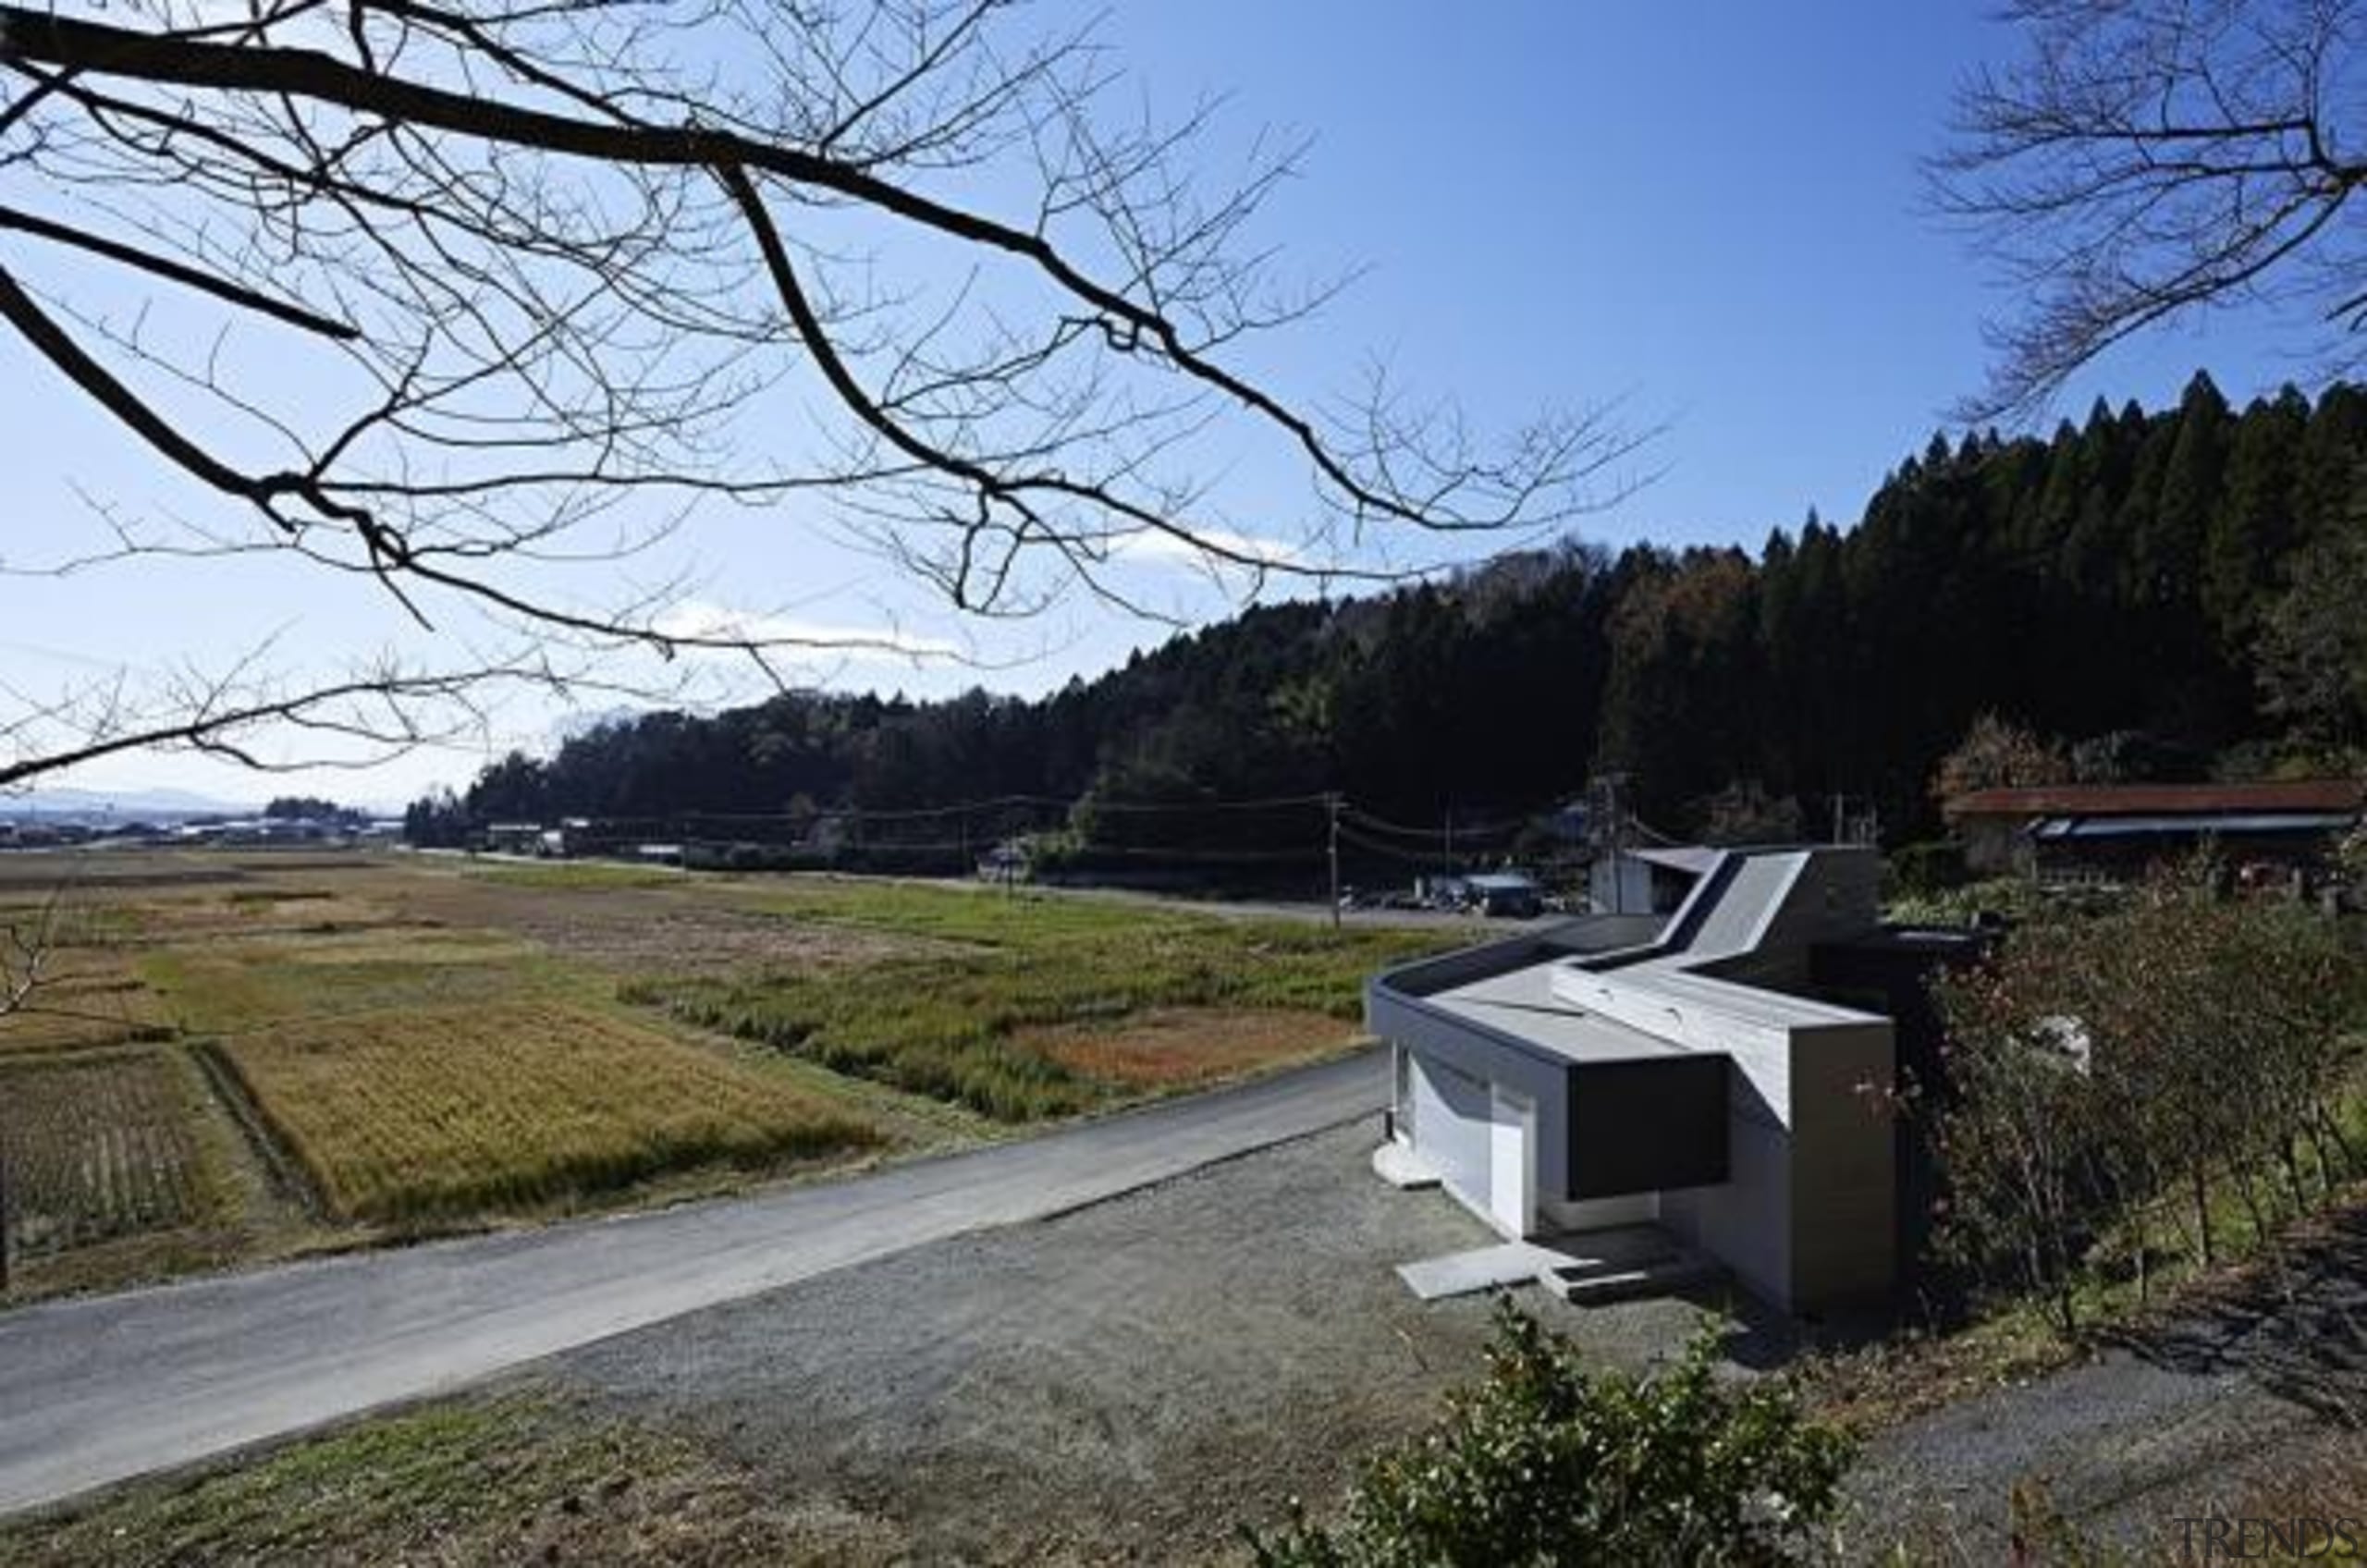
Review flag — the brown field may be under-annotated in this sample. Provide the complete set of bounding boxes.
[0,848,1446,1296]
[217,1000,882,1222]
[0,1049,224,1255]
[1027,1007,1358,1089]
[0,952,174,1055]
[374,866,964,974]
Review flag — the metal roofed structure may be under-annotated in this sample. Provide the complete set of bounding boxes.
[1945,778,2365,876]
[1368,845,1901,1313]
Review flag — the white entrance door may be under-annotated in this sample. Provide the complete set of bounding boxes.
[1489,1084,1534,1237]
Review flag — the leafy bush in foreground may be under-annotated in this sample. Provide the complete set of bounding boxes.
[1244,1300,1854,1568]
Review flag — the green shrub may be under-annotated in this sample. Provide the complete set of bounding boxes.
[1244,1300,1855,1568]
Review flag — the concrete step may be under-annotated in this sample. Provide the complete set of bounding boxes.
[1539,1252,1724,1306]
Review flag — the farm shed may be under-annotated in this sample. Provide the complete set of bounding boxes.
[480,822,543,854]
[1944,779,2364,877]
[1368,845,1915,1314]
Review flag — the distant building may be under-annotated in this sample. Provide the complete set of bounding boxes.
[481,822,544,855]
[1944,779,2365,878]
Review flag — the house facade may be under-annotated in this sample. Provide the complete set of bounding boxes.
[1368,845,1927,1314]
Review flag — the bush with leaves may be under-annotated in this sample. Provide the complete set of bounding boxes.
[1935,864,2366,1331]
[1243,1299,1855,1568]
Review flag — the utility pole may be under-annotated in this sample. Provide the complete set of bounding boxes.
[1327,791,1343,930]
[1588,773,1627,914]
[1832,793,1845,846]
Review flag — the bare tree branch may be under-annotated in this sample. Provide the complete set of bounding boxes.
[0,0,1641,790]
[1936,0,2367,421]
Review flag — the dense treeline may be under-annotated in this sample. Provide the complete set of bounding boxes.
[411,373,2367,857]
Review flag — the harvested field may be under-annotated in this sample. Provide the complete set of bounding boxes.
[1026,1007,1355,1089]
[141,934,543,1035]
[0,854,249,895]
[0,953,174,1054]
[218,1000,882,1222]
[379,867,961,974]
[0,1050,222,1255]
[632,881,1454,1120]
[0,851,1451,1294]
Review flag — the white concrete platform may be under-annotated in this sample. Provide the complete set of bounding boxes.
[1370,1140,1441,1190]
[1394,1224,1725,1305]
[1396,1242,1562,1301]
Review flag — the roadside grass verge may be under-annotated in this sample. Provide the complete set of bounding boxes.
[629,880,1460,1120]
[216,1000,882,1222]
[0,1392,874,1568]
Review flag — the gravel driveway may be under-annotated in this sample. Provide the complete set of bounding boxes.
[547,1122,1717,1564]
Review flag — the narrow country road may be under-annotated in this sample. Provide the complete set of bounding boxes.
[0,1051,1387,1517]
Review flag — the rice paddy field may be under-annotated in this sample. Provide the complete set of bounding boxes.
[218,1002,877,1222]
[0,1048,227,1256]
[629,883,1446,1120]
[0,848,1464,1300]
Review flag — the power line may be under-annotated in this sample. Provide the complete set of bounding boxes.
[1341,806,1526,841]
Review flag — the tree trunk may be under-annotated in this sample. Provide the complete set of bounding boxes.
[2191,1163,2216,1268]
[2278,1133,2312,1215]
[2316,1102,2359,1179]
[2234,1164,2270,1242]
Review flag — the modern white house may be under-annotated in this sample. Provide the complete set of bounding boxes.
[1369,845,1931,1314]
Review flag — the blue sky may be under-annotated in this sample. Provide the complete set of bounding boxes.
[2,2,2332,805]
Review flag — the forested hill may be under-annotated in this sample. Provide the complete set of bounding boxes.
[413,373,2367,852]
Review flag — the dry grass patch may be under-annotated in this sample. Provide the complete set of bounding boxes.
[219,1000,880,1222]
[379,863,968,974]
[0,1048,226,1255]
[0,1392,898,1568]
[1029,1007,1358,1090]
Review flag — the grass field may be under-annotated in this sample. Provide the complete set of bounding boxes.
[0,1048,227,1256]
[218,1000,880,1222]
[0,850,1463,1296]
[627,880,1453,1119]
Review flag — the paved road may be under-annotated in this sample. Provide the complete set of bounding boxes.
[0,1052,1388,1517]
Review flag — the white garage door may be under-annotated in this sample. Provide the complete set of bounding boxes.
[1489,1084,1534,1236]
[1410,1055,1492,1218]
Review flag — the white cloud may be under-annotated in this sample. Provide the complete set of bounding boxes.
[1110,526,1306,570]
[649,600,963,662]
